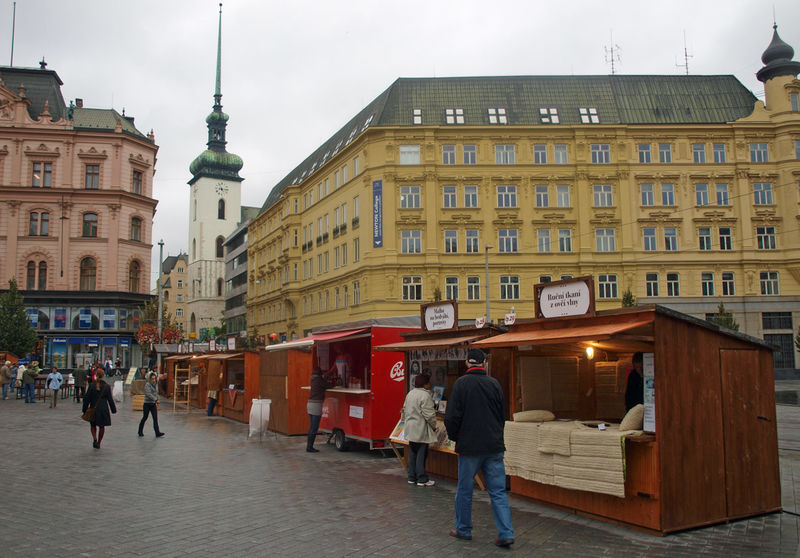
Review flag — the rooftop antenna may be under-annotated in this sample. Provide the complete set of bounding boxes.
[675,30,693,75]
[604,31,621,75]
[10,1,16,66]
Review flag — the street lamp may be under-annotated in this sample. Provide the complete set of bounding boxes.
[485,244,492,325]
[157,239,164,373]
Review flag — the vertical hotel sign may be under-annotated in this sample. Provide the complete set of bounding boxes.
[372,180,383,248]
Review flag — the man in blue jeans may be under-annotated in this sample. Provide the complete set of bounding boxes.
[444,348,514,548]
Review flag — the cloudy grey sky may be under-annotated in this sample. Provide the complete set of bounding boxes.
[3,0,799,289]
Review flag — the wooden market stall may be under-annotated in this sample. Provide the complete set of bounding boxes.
[471,285,780,534]
[260,342,314,435]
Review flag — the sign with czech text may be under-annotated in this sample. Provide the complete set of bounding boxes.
[372,180,383,248]
[534,276,595,319]
[421,301,458,331]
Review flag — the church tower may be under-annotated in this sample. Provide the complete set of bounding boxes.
[186,3,243,340]
[756,23,800,112]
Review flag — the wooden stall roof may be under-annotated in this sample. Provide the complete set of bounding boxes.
[265,328,369,352]
[374,333,485,351]
[473,319,653,349]
[205,353,244,360]
[163,354,192,361]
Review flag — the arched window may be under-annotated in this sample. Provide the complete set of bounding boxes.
[216,236,224,258]
[40,212,49,236]
[190,313,197,334]
[128,261,141,293]
[217,277,223,297]
[218,199,225,220]
[130,217,142,241]
[80,257,96,290]
[193,199,197,222]
[29,212,38,236]
[26,261,36,289]
[38,261,47,290]
[163,290,169,301]
[82,213,98,237]
[192,238,196,260]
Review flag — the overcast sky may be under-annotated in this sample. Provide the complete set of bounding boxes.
[3,0,799,289]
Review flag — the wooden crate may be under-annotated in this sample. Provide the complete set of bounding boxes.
[131,395,145,411]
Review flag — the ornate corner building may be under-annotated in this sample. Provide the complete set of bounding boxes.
[248,25,800,368]
[0,63,158,368]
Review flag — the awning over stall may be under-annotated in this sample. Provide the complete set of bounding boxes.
[472,319,653,348]
[264,329,368,352]
[374,333,485,351]
[205,353,244,360]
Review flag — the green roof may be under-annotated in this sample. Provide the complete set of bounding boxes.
[73,107,149,139]
[261,74,757,212]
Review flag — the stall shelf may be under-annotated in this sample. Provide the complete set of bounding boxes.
[473,304,780,535]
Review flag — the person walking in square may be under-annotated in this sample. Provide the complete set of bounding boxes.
[444,348,514,548]
[138,372,165,438]
[73,365,87,403]
[21,365,36,404]
[46,366,63,408]
[401,372,438,486]
[82,369,116,449]
[306,367,331,452]
[1,361,11,400]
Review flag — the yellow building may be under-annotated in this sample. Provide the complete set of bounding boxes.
[159,253,188,334]
[248,25,800,368]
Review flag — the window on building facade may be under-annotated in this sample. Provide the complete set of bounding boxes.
[539,107,559,123]
[82,213,98,237]
[442,144,455,165]
[556,185,570,207]
[400,185,420,208]
[400,145,420,164]
[643,227,657,251]
[554,144,568,164]
[500,275,520,300]
[495,144,515,164]
[795,140,800,159]
[445,108,465,124]
[666,273,680,296]
[84,164,100,189]
[695,183,709,206]
[80,257,96,291]
[535,185,549,207]
[29,211,49,236]
[598,274,617,299]
[464,185,478,208]
[719,227,732,250]
[756,226,776,250]
[760,272,779,295]
[354,156,360,176]
[722,272,735,296]
[176,308,184,318]
[698,227,712,251]
[216,236,225,258]
[533,144,547,164]
[498,229,518,253]
[487,108,507,124]
[537,229,550,253]
[593,184,613,206]
[401,230,421,253]
[646,273,659,297]
[713,143,726,163]
[664,228,678,251]
[579,107,599,123]
[467,276,480,300]
[763,311,792,330]
[753,182,773,205]
[463,144,476,165]
[641,183,654,206]
[443,185,457,208]
[595,228,616,252]
[444,230,458,253]
[497,185,517,208]
[701,272,714,296]
[465,229,479,253]
[218,198,225,219]
[26,261,36,290]
[32,162,52,187]
[128,261,141,293]
[661,183,675,206]
[591,144,610,164]
[658,143,672,163]
[353,238,360,262]
[638,144,651,163]
[692,144,706,163]
[132,170,142,194]
[750,143,769,162]
[445,276,459,300]
[792,93,800,112]
[402,276,422,301]
[412,108,422,124]
[130,217,142,241]
[558,229,572,252]
[716,183,729,206]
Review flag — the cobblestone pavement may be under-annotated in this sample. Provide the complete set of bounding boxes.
[2,381,799,557]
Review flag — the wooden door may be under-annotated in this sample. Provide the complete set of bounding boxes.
[719,349,781,517]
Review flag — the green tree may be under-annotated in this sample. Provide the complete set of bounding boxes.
[710,301,739,331]
[0,278,39,357]
[621,288,636,307]
[138,296,180,331]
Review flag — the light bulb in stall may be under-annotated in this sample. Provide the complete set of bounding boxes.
[585,346,595,360]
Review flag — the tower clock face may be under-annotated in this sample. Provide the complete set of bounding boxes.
[215,182,229,196]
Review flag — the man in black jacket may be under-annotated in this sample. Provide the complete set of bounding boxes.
[444,348,514,547]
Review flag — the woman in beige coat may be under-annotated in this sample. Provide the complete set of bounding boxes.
[401,373,438,487]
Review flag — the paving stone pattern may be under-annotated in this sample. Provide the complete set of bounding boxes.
[2,380,800,557]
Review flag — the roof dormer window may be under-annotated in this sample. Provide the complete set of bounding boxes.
[488,108,507,124]
[539,107,560,123]
[445,108,465,124]
[579,107,599,123]
[412,109,423,125]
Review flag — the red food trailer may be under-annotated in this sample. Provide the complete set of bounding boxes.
[302,317,418,450]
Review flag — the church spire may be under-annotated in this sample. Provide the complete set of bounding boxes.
[214,2,222,109]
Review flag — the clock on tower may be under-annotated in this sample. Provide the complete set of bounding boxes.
[215,182,229,196]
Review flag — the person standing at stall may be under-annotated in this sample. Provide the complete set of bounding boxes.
[306,367,332,453]
[1,361,11,400]
[444,348,514,548]
[21,364,36,404]
[401,372,438,486]
[625,352,644,412]
[82,370,116,449]
[46,366,63,408]
[139,372,165,438]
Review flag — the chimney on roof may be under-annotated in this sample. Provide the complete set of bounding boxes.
[75,98,83,108]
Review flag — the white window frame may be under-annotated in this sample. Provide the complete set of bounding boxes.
[533,144,547,164]
[445,108,465,124]
[464,185,478,208]
[595,228,616,252]
[497,185,517,208]
[400,185,421,209]
[540,107,560,124]
[537,229,551,253]
[556,185,570,208]
[554,144,568,164]
[500,275,520,300]
[401,230,422,254]
[443,185,457,208]
[598,274,618,299]
[498,229,518,253]
[535,185,549,208]
[495,144,516,164]
[487,108,507,124]
[399,145,420,165]
[444,229,458,253]
[579,107,599,123]
[442,144,456,165]
[558,229,572,252]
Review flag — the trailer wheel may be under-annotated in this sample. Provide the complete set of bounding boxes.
[333,429,349,451]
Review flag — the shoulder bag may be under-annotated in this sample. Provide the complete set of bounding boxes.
[81,384,107,422]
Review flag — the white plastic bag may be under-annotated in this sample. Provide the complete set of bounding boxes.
[112,380,124,403]
[248,399,271,438]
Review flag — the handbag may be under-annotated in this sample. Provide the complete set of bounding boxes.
[81,384,107,422]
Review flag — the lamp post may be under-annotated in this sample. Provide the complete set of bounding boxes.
[485,244,492,325]
[157,239,164,373]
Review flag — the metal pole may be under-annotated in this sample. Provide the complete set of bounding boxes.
[485,245,492,325]
[10,2,16,66]
[157,239,164,374]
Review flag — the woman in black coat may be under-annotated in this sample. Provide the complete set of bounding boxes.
[82,369,117,449]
